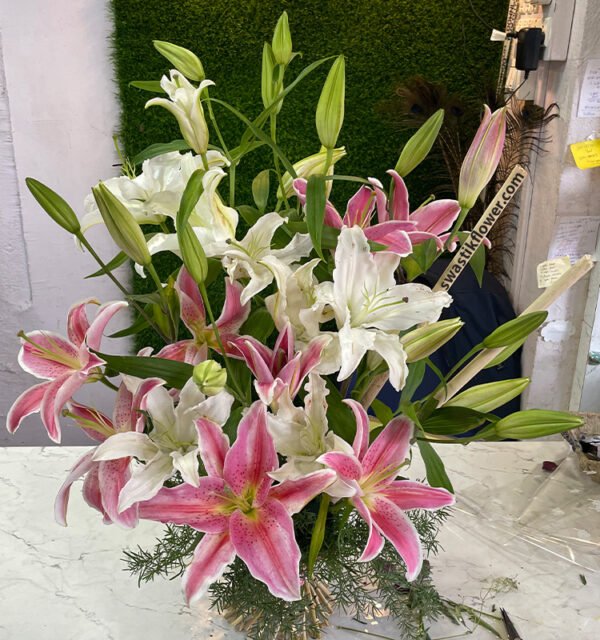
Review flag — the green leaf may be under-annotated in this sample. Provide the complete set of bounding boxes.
[223,405,244,442]
[421,407,490,436]
[484,338,526,369]
[94,352,193,389]
[417,439,454,493]
[131,140,190,166]
[305,174,327,260]
[237,205,262,227]
[85,251,128,278]
[399,360,426,406]
[483,311,548,349]
[129,80,165,93]
[240,308,275,343]
[324,379,356,442]
[469,243,486,287]
[108,312,150,338]
[371,399,393,426]
[177,169,204,227]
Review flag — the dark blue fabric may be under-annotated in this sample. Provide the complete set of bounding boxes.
[376,260,522,419]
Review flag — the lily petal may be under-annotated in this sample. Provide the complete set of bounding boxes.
[118,455,176,512]
[171,449,201,487]
[196,417,230,478]
[18,331,79,379]
[362,416,413,481]
[383,480,455,511]
[98,459,139,528]
[175,267,206,336]
[317,452,362,483]
[82,465,111,524]
[410,199,461,235]
[66,299,95,346]
[138,478,230,533]
[93,431,158,462]
[6,380,53,435]
[352,496,385,562]
[269,469,336,515]
[386,170,410,222]
[216,278,250,334]
[369,494,423,581]
[230,499,301,601]
[343,399,369,460]
[223,401,277,504]
[40,375,71,443]
[54,449,97,526]
[183,532,236,605]
[85,300,128,351]
[343,185,375,228]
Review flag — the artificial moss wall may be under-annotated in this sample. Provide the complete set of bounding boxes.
[109,0,508,349]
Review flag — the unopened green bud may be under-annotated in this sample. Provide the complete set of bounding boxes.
[494,409,582,440]
[193,360,227,396]
[261,43,278,111]
[178,223,208,285]
[153,41,205,81]
[252,169,270,212]
[401,318,463,363]
[444,378,530,413]
[272,12,293,66]
[26,177,81,234]
[316,55,345,149]
[483,311,547,349]
[395,109,444,177]
[279,146,346,199]
[92,183,151,266]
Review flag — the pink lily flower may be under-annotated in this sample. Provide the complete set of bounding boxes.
[54,378,163,528]
[157,267,250,365]
[7,299,127,443]
[231,323,330,404]
[318,401,455,580]
[293,173,461,255]
[138,401,335,603]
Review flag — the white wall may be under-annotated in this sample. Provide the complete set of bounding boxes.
[510,0,600,411]
[0,1,128,445]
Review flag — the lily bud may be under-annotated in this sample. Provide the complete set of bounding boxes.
[193,360,227,396]
[493,409,583,440]
[444,378,530,413]
[153,41,205,82]
[395,109,444,177]
[401,318,463,363]
[261,43,281,113]
[483,311,547,349]
[272,12,293,66]
[26,178,81,234]
[92,183,151,266]
[316,55,345,149]
[178,223,208,285]
[279,146,346,199]
[458,106,506,209]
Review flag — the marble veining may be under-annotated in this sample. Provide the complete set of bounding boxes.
[1,442,599,639]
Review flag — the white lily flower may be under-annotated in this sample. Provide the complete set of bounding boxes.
[141,167,238,269]
[146,71,214,155]
[317,226,452,390]
[267,374,354,499]
[222,211,312,305]
[92,378,234,512]
[81,151,227,235]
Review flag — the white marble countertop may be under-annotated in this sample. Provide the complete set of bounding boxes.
[1,442,599,640]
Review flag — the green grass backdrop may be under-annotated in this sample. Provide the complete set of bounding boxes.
[109,0,508,350]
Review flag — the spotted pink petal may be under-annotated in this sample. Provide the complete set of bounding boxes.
[67,401,113,442]
[273,323,294,368]
[343,185,376,228]
[368,177,390,224]
[352,496,385,562]
[18,330,80,379]
[67,299,95,346]
[369,494,423,581]
[98,459,138,528]
[318,452,363,483]
[85,301,128,352]
[386,170,410,222]
[223,401,277,505]
[383,480,455,511]
[407,230,445,250]
[364,223,413,256]
[231,338,274,385]
[54,449,97,526]
[176,266,207,336]
[216,278,251,334]
[196,417,230,478]
[269,470,336,515]
[361,416,413,482]
[82,464,111,524]
[131,378,166,432]
[6,380,53,435]
[230,499,301,601]
[157,340,205,365]
[410,200,461,236]
[293,178,343,229]
[112,384,134,433]
[53,373,86,423]
[183,532,236,605]
[344,399,370,460]
[40,375,71,443]
[277,335,329,398]
[138,479,230,533]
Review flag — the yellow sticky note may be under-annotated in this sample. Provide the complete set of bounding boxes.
[537,256,571,288]
[570,139,600,169]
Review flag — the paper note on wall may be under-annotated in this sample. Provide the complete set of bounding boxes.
[570,139,600,169]
[537,256,571,288]
[548,216,600,263]
[578,59,600,118]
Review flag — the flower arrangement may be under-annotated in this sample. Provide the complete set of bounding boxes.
[8,12,589,640]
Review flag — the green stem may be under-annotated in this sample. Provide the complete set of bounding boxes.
[307,494,330,578]
[229,161,236,207]
[199,152,210,171]
[270,115,290,209]
[198,283,248,405]
[443,205,470,252]
[99,376,119,392]
[205,88,230,160]
[76,233,170,343]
